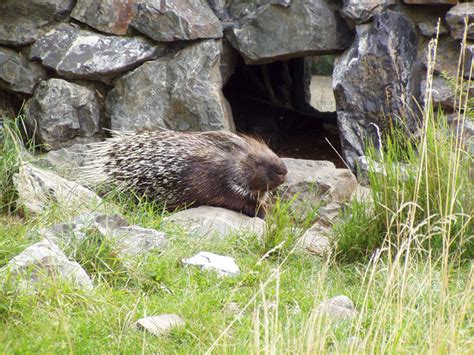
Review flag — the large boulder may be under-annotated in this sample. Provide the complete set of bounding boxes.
[106,40,234,132]
[131,0,223,41]
[0,47,46,95]
[30,24,163,81]
[24,79,101,150]
[446,3,474,40]
[226,0,353,64]
[333,11,419,170]
[0,0,75,47]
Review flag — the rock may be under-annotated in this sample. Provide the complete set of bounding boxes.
[0,0,75,47]
[30,24,163,81]
[422,36,461,79]
[278,158,357,217]
[163,206,265,238]
[226,0,353,64]
[0,47,46,95]
[35,143,92,179]
[333,11,419,171]
[297,223,331,256]
[41,213,168,260]
[341,0,395,25]
[316,202,343,227]
[399,4,450,37]
[446,3,474,40]
[135,314,185,336]
[402,0,458,4]
[316,295,358,321]
[71,0,136,35]
[220,39,238,86]
[182,251,240,276]
[24,79,101,150]
[3,239,93,290]
[447,114,474,155]
[13,163,102,214]
[421,76,456,109]
[106,40,234,132]
[131,0,223,42]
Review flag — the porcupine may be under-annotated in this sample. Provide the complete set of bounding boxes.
[81,130,288,218]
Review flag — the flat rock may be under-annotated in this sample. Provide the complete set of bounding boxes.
[278,158,357,217]
[226,0,353,64]
[106,39,234,132]
[182,251,240,276]
[333,11,419,171]
[30,24,163,81]
[135,314,185,336]
[131,0,223,41]
[0,0,75,47]
[163,206,265,238]
[3,239,93,290]
[341,0,395,25]
[41,213,168,260]
[297,223,331,256]
[13,163,102,214]
[0,47,46,95]
[35,143,92,179]
[24,79,101,150]
[316,295,358,321]
[446,3,474,40]
[71,0,136,35]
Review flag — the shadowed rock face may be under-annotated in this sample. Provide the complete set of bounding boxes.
[226,0,354,64]
[333,10,419,171]
[0,0,75,47]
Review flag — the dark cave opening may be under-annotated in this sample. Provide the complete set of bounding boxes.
[223,55,345,167]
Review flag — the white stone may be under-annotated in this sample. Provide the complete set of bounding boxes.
[298,224,331,256]
[182,252,240,277]
[135,314,185,337]
[316,295,358,321]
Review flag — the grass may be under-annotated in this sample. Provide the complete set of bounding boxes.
[0,31,472,354]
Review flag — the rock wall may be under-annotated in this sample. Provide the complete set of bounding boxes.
[0,0,470,168]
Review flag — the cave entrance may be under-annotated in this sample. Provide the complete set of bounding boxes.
[223,55,344,167]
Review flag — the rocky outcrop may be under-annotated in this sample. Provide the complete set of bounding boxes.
[0,0,75,47]
[227,0,353,64]
[24,79,101,150]
[30,24,163,81]
[446,3,474,40]
[333,11,419,170]
[106,40,234,132]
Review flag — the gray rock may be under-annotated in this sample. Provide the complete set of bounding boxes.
[341,0,395,25]
[316,202,343,227]
[226,0,353,64]
[30,24,163,81]
[0,47,46,95]
[106,40,234,132]
[135,314,185,336]
[333,11,419,171]
[446,3,474,40]
[71,0,136,35]
[316,295,358,322]
[24,79,101,150]
[3,239,93,290]
[131,0,223,42]
[182,251,240,276]
[13,163,102,214]
[278,158,357,218]
[42,213,168,260]
[422,36,461,79]
[163,206,265,239]
[220,39,238,86]
[297,223,331,256]
[0,0,75,47]
[35,143,92,179]
[421,76,456,109]
[402,0,458,4]
[398,3,450,37]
